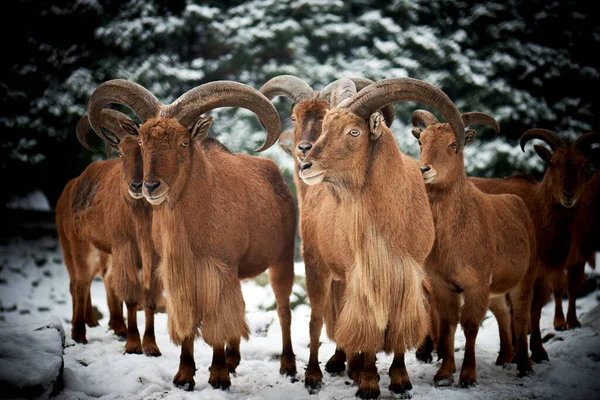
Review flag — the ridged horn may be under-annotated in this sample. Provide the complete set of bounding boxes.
[330,78,357,108]
[411,110,440,129]
[87,79,162,141]
[259,75,315,104]
[164,81,282,152]
[461,112,500,133]
[520,128,567,152]
[76,109,136,151]
[346,78,465,153]
[572,131,600,153]
[318,78,395,126]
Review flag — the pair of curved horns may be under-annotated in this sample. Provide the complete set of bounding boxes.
[411,109,500,134]
[521,129,600,155]
[76,109,135,152]
[328,77,466,153]
[86,79,282,152]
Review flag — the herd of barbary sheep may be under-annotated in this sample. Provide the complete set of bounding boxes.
[55,75,599,399]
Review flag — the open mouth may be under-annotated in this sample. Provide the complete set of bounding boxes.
[423,173,437,184]
[144,191,167,205]
[300,171,325,185]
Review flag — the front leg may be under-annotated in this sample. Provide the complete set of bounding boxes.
[304,255,332,394]
[173,337,196,391]
[458,287,490,387]
[566,262,585,329]
[209,345,231,390]
[355,351,380,400]
[389,352,412,397]
[433,290,460,386]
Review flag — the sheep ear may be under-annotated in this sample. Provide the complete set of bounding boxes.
[411,127,422,140]
[190,116,213,141]
[464,129,477,146]
[119,118,139,136]
[534,144,554,166]
[278,130,295,156]
[369,112,383,140]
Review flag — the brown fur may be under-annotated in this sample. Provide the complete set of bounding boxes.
[55,135,163,356]
[133,117,297,390]
[470,144,590,361]
[300,109,434,397]
[416,123,537,385]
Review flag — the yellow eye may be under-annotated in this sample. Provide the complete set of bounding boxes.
[349,130,360,137]
[118,152,123,158]
[181,141,188,148]
[449,142,457,149]
[291,116,296,122]
[137,139,142,146]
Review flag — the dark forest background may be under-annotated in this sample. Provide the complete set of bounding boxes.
[1,0,598,217]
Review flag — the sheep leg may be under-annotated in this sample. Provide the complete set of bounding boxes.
[225,337,241,373]
[458,287,489,387]
[508,283,534,377]
[433,290,459,386]
[105,281,126,339]
[347,352,364,384]
[85,292,100,327]
[124,301,142,354]
[566,262,585,329]
[269,256,297,376]
[416,304,439,363]
[173,336,196,390]
[549,269,568,331]
[208,345,231,390]
[304,256,332,393]
[530,277,550,363]
[70,241,95,344]
[325,346,347,374]
[142,278,162,356]
[489,296,514,366]
[355,351,380,400]
[388,352,412,396]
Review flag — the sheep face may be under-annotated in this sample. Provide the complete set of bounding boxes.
[117,135,145,200]
[416,123,468,185]
[299,109,371,188]
[287,100,328,162]
[137,118,193,206]
[539,147,588,208]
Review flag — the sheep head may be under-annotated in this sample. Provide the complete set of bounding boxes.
[521,129,600,208]
[298,78,465,189]
[412,110,499,185]
[86,79,282,206]
[260,75,395,163]
[76,110,145,200]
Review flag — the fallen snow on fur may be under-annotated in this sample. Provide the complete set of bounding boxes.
[0,236,599,399]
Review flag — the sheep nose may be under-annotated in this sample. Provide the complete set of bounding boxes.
[420,165,431,174]
[300,161,313,172]
[144,181,161,193]
[130,181,142,191]
[563,191,574,200]
[297,142,313,155]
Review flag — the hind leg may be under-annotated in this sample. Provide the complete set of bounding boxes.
[355,351,380,400]
[530,277,550,363]
[142,274,162,356]
[489,295,514,366]
[325,346,347,374]
[225,337,241,373]
[433,288,460,386]
[209,344,231,390]
[70,242,97,344]
[269,255,297,376]
[566,262,585,329]
[389,352,412,396]
[457,287,489,387]
[508,283,534,377]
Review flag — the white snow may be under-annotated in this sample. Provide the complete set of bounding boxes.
[6,189,51,212]
[0,236,599,399]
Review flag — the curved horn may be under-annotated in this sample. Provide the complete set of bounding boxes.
[259,75,315,104]
[76,109,136,151]
[346,78,466,153]
[330,78,357,108]
[164,81,282,152]
[318,78,395,126]
[519,128,567,152]
[87,79,162,140]
[572,131,600,153]
[461,112,500,133]
[411,110,440,129]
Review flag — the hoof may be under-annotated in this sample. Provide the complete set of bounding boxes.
[567,320,581,329]
[280,354,297,377]
[531,350,549,364]
[325,360,346,374]
[124,342,143,355]
[173,378,195,391]
[143,345,162,357]
[434,376,454,387]
[304,375,322,394]
[209,377,231,390]
[72,334,88,344]
[415,351,433,364]
[389,381,412,396]
[458,377,477,388]
[355,386,380,399]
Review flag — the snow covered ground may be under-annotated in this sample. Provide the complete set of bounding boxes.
[1,235,599,400]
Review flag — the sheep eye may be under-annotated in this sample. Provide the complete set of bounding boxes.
[118,152,123,158]
[291,116,296,122]
[181,141,188,148]
[418,140,422,146]
[349,130,360,137]
[449,142,457,149]
[137,139,142,146]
